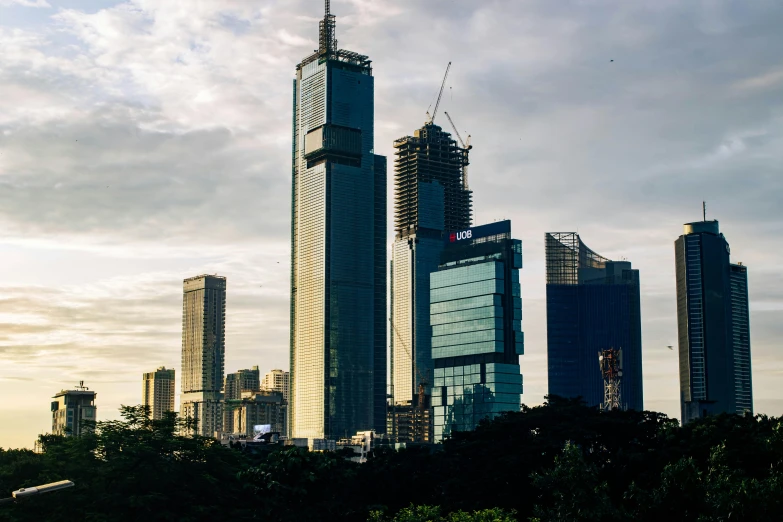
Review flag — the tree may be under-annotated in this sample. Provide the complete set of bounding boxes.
[529,442,620,522]
[369,504,517,522]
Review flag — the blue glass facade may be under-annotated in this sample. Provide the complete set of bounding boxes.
[290,8,386,439]
[675,221,753,424]
[430,221,523,442]
[545,233,643,411]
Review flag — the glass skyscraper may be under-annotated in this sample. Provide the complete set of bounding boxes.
[289,4,387,440]
[545,233,643,411]
[390,122,472,442]
[430,221,523,442]
[675,220,752,424]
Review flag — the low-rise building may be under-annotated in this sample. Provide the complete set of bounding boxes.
[51,382,96,437]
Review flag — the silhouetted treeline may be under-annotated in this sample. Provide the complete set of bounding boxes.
[1,397,781,521]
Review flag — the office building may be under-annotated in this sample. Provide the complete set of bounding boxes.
[142,367,175,420]
[51,382,96,437]
[545,232,643,410]
[181,274,226,437]
[289,3,387,440]
[225,367,260,401]
[391,122,473,443]
[675,220,753,423]
[431,221,524,442]
[224,390,285,437]
[261,369,290,403]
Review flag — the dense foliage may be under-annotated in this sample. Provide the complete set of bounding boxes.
[1,397,781,521]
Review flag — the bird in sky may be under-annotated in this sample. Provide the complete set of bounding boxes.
[667,345,673,350]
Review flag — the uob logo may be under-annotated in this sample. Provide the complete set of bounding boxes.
[450,230,472,242]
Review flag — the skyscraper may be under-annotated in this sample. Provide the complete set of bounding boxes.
[181,274,226,437]
[545,233,643,410]
[142,367,175,420]
[430,221,523,442]
[289,3,387,440]
[391,122,472,441]
[51,382,96,437]
[675,220,752,423]
[225,367,260,401]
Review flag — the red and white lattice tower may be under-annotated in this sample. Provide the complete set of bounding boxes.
[598,348,623,411]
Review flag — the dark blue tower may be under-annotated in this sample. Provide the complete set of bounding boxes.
[675,220,752,424]
[545,232,643,410]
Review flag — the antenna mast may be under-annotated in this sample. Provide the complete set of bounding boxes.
[703,201,706,221]
[319,0,336,55]
[598,348,623,411]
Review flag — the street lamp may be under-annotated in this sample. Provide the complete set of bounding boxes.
[0,480,75,505]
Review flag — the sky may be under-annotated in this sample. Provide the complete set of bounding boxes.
[1,0,782,449]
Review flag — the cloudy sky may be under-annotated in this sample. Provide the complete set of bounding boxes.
[1,0,782,449]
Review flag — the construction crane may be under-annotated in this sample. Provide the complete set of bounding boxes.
[443,111,472,189]
[425,61,451,124]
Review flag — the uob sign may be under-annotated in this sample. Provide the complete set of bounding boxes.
[449,229,472,243]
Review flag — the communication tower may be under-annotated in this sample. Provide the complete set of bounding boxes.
[598,348,623,411]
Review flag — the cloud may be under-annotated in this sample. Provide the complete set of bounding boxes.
[0,0,50,7]
[1,0,783,448]
[732,68,783,92]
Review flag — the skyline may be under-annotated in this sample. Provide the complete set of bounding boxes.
[2,0,783,448]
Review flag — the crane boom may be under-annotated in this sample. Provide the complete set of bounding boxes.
[429,62,451,124]
[443,111,466,148]
[444,111,471,189]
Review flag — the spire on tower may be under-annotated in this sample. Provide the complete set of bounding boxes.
[319,0,336,55]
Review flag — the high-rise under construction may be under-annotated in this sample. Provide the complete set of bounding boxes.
[390,119,472,442]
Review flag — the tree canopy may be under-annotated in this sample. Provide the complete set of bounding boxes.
[1,398,781,521]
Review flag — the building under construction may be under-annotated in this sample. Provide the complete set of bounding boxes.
[394,122,472,238]
[390,117,473,443]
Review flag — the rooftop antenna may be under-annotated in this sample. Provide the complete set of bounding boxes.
[703,201,706,222]
[319,0,336,55]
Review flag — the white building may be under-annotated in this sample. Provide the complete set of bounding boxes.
[142,367,175,420]
[261,369,290,403]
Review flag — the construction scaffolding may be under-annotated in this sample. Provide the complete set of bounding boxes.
[545,232,610,285]
[394,123,472,235]
[599,348,623,411]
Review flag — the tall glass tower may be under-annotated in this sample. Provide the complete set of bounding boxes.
[290,2,387,440]
[675,220,752,423]
[390,122,472,442]
[545,233,643,411]
[430,220,523,442]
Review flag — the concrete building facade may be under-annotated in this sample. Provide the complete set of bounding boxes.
[261,369,290,403]
[225,367,260,401]
[142,367,175,420]
[51,382,96,437]
[181,274,226,437]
